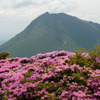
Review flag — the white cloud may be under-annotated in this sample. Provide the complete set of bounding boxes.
[0,0,53,9]
[68,0,100,23]
[0,0,79,24]
[48,0,78,13]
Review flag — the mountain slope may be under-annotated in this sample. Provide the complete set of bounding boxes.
[0,12,100,57]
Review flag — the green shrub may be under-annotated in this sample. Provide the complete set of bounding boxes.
[0,52,10,60]
[68,46,100,69]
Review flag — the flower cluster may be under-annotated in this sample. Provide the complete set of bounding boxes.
[0,50,100,100]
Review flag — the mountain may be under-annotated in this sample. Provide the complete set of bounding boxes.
[0,40,6,46]
[0,12,100,57]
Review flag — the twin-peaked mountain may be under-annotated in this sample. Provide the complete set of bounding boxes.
[0,12,100,57]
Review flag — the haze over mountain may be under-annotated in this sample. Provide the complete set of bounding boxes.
[0,40,6,46]
[0,12,100,57]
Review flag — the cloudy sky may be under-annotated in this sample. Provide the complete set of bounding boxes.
[0,0,100,40]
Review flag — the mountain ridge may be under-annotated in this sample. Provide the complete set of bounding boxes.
[0,12,100,57]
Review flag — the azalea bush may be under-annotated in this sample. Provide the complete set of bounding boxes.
[0,48,100,100]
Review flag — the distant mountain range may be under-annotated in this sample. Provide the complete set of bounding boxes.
[0,12,100,57]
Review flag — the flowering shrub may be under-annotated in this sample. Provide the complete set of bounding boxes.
[0,50,100,100]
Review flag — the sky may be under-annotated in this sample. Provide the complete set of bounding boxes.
[0,0,100,40]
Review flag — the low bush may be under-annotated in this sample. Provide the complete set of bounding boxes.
[0,47,100,100]
[0,52,10,60]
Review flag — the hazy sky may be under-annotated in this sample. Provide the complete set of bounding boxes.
[0,0,100,40]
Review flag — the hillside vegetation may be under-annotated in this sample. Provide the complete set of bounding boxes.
[0,46,100,100]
